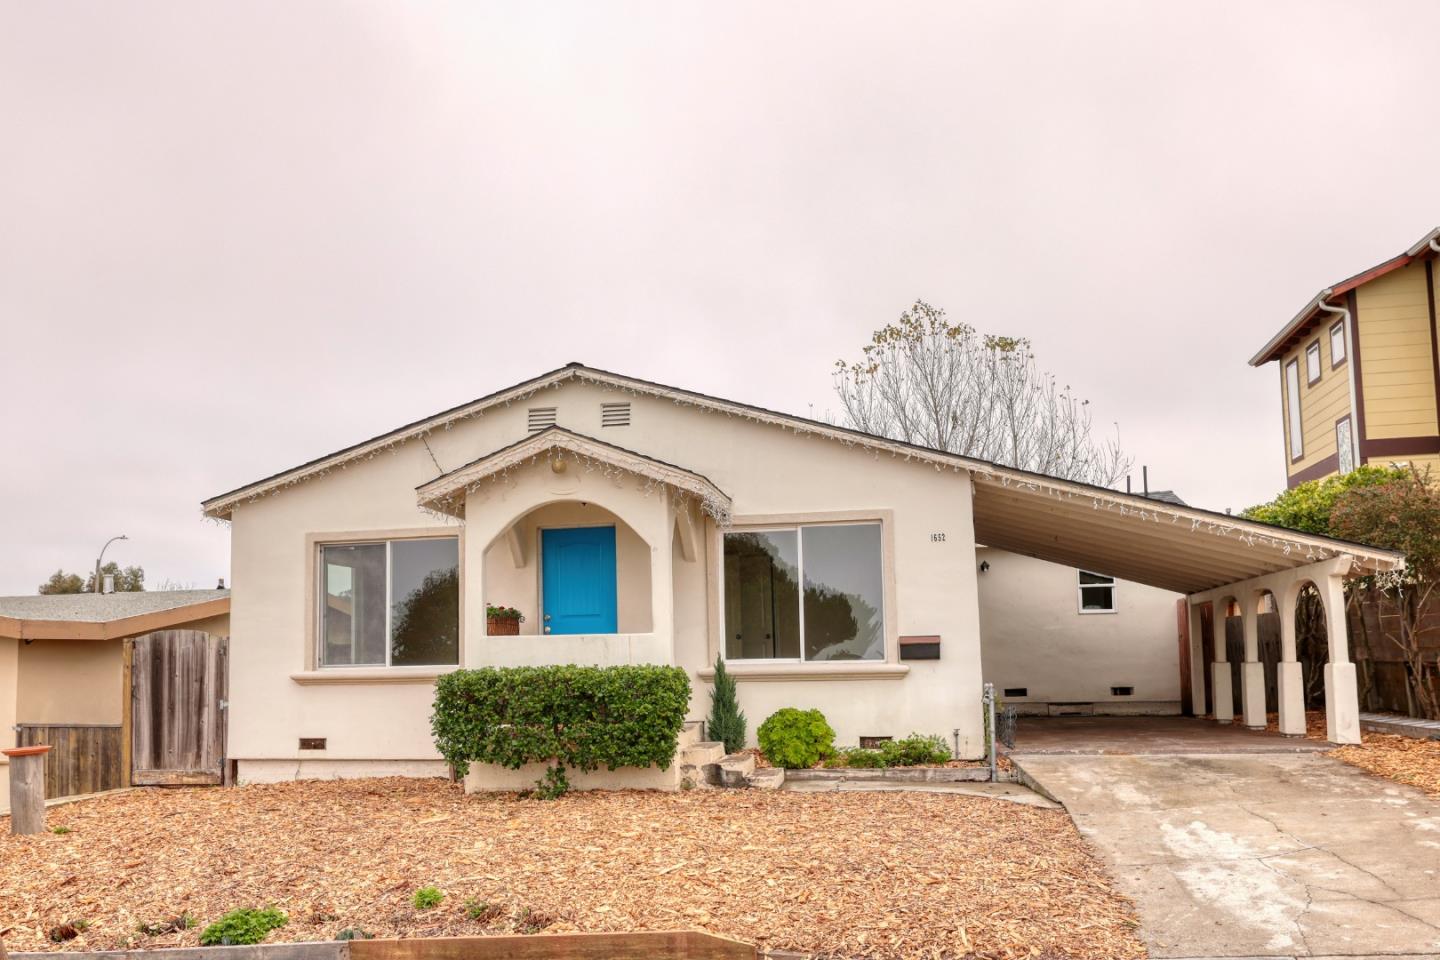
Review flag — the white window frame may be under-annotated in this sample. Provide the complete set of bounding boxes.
[1077,570,1117,615]
[316,535,460,669]
[720,520,885,664]
[1329,320,1347,367]
[1285,359,1304,461]
[1305,340,1322,386]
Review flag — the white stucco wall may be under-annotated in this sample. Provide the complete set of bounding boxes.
[976,547,1183,714]
[225,378,989,784]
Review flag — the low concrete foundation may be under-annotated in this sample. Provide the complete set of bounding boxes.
[236,759,450,784]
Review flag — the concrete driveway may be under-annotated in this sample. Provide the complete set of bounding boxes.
[1013,751,1440,959]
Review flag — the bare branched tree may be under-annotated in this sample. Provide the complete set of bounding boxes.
[833,300,1133,486]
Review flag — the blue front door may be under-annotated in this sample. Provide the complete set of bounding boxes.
[541,526,618,635]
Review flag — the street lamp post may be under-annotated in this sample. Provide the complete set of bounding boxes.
[94,535,129,593]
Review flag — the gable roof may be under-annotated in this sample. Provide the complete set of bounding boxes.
[202,362,1405,592]
[417,426,733,521]
[0,589,230,641]
[1250,226,1440,366]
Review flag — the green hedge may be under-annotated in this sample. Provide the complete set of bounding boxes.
[431,665,691,793]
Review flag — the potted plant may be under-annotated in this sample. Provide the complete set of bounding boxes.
[486,604,525,636]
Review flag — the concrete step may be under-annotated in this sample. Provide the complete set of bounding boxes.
[678,720,706,749]
[681,741,726,766]
[716,752,757,788]
[746,767,785,790]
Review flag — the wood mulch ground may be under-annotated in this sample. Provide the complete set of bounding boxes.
[1265,710,1440,798]
[1,778,1144,960]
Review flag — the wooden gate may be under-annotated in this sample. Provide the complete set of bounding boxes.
[127,630,229,785]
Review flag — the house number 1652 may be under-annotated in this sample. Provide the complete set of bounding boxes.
[930,532,946,542]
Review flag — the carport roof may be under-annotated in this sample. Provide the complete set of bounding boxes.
[203,362,1404,595]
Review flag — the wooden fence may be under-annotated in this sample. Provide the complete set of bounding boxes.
[15,724,124,799]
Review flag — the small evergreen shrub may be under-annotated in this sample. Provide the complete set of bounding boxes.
[199,908,288,946]
[411,887,444,910]
[757,708,836,769]
[432,665,691,796]
[706,656,747,753]
[880,733,952,766]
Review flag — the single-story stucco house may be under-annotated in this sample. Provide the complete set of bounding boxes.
[201,364,1402,789]
[0,589,231,811]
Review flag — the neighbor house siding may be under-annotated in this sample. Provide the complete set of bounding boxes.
[1282,326,1350,481]
[1355,261,1438,440]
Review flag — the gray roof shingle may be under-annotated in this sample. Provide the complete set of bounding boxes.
[0,589,229,624]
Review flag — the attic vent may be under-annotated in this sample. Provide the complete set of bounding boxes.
[601,402,631,427]
[527,407,557,432]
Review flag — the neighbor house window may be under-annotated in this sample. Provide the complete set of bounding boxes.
[1330,321,1347,367]
[1306,341,1322,385]
[1336,417,1354,474]
[1078,571,1116,613]
[319,537,459,667]
[1285,359,1303,460]
[723,522,885,662]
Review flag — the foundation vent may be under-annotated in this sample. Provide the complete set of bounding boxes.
[1003,687,1028,698]
[1111,686,1134,697]
[601,402,631,427]
[299,737,327,750]
[527,407,557,432]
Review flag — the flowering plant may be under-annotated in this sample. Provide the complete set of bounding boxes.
[485,603,525,622]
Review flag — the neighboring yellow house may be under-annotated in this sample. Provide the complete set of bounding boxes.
[1251,226,1440,487]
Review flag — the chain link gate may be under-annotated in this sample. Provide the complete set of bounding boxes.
[981,683,1018,780]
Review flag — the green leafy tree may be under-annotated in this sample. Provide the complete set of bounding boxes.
[38,570,85,594]
[1330,470,1440,719]
[706,655,747,753]
[1240,464,1408,534]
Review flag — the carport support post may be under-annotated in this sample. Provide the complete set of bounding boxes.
[1276,589,1306,737]
[1209,601,1233,723]
[1240,602,1266,730]
[1319,574,1361,744]
[1187,603,1207,715]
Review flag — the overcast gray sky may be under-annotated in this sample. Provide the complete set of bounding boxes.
[3,1,1439,595]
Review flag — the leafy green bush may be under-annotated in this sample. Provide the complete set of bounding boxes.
[757,708,835,769]
[411,887,444,910]
[825,747,886,768]
[880,733,952,766]
[432,665,691,795]
[199,908,287,946]
[706,656,747,754]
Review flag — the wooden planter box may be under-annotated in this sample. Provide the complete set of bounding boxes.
[487,616,521,636]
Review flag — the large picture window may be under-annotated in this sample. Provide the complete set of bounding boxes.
[320,537,459,667]
[722,522,885,662]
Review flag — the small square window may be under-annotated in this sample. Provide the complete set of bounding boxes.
[1078,570,1116,613]
[1306,341,1322,385]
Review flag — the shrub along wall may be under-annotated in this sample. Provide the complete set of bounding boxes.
[432,665,691,794]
